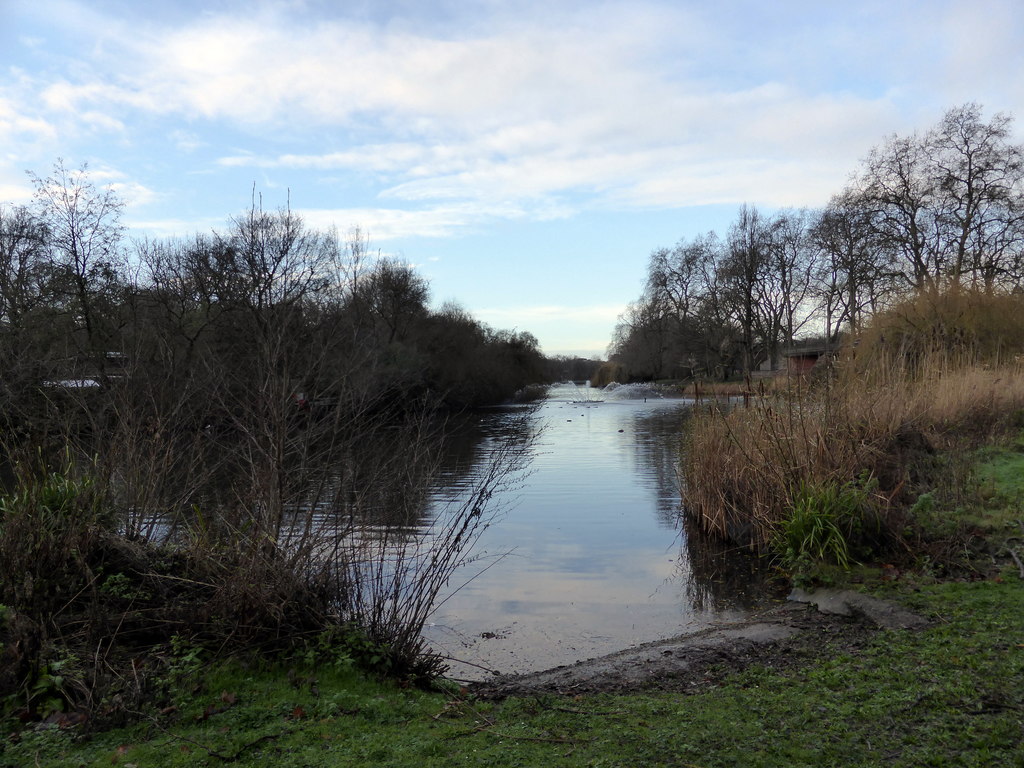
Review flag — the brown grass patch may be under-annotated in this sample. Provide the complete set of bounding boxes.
[682,290,1024,557]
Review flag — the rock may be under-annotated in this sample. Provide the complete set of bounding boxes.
[788,588,929,630]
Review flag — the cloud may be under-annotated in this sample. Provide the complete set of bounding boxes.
[218,144,431,173]
[124,216,223,238]
[168,129,204,153]
[0,94,57,146]
[294,202,524,240]
[106,180,156,207]
[9,0,1024,239]
[0,182,34,204]
[939,1,1024,108]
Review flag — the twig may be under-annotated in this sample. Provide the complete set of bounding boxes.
[131,710,232,761]
[1007,546,1024,580]
[474,726,585,745]
[145,572,217,588]
[132,708,294,763]
[437,655,502,676]
[550,705,626,716]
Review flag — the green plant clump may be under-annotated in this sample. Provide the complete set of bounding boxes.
[0,459,110,620]
[776,480,876,576]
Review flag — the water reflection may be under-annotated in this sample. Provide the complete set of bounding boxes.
[422,384,776,680]
[680,514,783,612]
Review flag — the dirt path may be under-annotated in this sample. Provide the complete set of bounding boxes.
[470,591,927,698]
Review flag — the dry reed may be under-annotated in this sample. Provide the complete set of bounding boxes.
[683,308,1024,555]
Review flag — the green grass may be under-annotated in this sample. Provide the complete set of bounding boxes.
[971,443,1024,529]
[4,447,1024,767]
[6,580,1021,767]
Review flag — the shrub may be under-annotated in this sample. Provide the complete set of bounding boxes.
[775,481,878,574]
[853,288,1024,375]
[0,457,110,621]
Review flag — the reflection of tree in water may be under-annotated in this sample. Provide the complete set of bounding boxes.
[628,405,692,528]
[679,513,784,612]
[136,405,538,556]
[288,407,537,546]
[141,414,449,545]
[624,403,783,611]
[427,406,538,506]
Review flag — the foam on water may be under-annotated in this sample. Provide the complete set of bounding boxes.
[601,382,663,400]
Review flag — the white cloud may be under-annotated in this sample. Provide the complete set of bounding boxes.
[295,202,527,240]
[168,129,204,153]
[939,1,1024,108]
[0,181,34,204]
[10,0,1024,234]
[218,143,431,173]
[106,180,156,207]
[0,95,57,145]
[124,216,223,238]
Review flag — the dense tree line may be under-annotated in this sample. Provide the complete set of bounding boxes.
[0,163,552,542]
[0,165,555,702]
[610,104,1024,380]
[0,163,547,427]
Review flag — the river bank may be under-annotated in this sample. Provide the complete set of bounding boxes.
[5,575,1020,767]
[469,588,927,699]
[4,399,1019,765]
[5,435,1022,767]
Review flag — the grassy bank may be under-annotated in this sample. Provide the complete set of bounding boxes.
[4,442,1023,767]
[5,580,1021,767]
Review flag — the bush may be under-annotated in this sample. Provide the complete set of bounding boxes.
[0,458,110,621]
[853,288,1024,375]
[775,480,880,576]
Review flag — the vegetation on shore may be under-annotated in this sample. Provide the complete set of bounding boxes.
[3,437,1021,765]
[0,162,548,736]
[5,294,1023,761]
[608,104,1024,384]
[683,289,1024,578]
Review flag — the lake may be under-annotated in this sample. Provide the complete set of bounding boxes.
[422,382,774,681]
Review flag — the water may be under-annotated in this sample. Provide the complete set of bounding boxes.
[422,383,772,681]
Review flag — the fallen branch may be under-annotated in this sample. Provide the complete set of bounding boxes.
[438,696,594,745]
[550,705,626,716]
[474,726,585,745]
[132,710,232,761]
[1007,546,1024,580]
[131,709,294,763]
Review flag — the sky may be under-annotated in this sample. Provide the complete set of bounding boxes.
[3,0,1024,357]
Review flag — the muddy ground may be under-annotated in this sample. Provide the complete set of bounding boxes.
[470,591,927,698]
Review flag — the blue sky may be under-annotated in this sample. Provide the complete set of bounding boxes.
[3,0,1023,357]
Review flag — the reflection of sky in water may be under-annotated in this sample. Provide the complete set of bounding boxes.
[424,384,755,680]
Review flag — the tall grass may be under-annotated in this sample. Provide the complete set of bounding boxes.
[682,289,1024,560]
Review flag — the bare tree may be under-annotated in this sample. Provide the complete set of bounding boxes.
[927,104,1024,290]
[847,104,1024,294]
[0,205,49,331]
[641,232,728,378]
[720,204,776,375]
[608,298,671,380]
[810,194,892,339]
[356,258,430,346]
[28,160,126,381]
[646,234,718,323]
[772,210,817,346]
[852,130,940,292]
